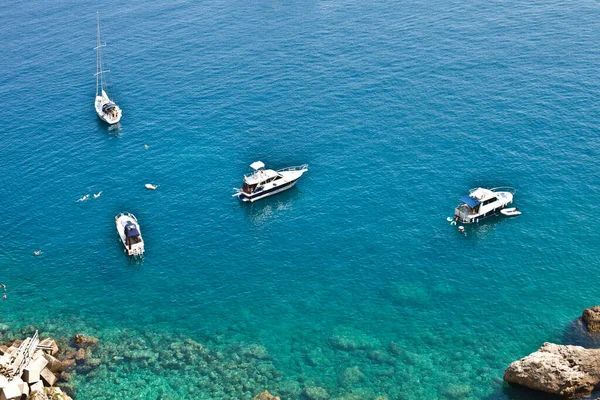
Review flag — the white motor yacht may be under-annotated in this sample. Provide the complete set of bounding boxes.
[454,187,514,224]
[115,213,144,256]
[233,161,308,202]
[94,13,122,124]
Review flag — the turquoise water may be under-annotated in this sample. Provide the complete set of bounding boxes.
[1,0,600,398]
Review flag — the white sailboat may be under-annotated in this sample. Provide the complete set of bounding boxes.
[95,13,122,124]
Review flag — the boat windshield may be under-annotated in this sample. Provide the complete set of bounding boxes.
[102,103,116,112]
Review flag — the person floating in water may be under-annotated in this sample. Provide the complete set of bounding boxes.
[1,284,5,291]
[2,294,6,300]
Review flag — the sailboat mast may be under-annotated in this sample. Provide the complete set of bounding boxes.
[96,12,101,96]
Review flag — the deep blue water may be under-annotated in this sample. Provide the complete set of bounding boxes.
[1,0,600,398]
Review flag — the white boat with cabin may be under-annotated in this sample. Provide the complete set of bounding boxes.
[115,213,144,256]
[454,187,515,224]
[233,161,308,202]
[95,13,122,124]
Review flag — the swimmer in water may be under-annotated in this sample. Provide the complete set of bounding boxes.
[2,294,6,300]
[1,284,5,291]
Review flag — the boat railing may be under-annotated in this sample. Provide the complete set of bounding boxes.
[469,186,516,195]
[489,186,516,195]
[277,164,309,173]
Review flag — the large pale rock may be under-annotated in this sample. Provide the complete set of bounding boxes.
[40,367,57,387]
[33,350,45,360]
[23,354,49,383]
[22,366,40,383]
[0,381,21,400]
[582,306,600,332]
[504,342,600,398]
[0,377,7,389]
[30,380,43,394]
[32,355,49,371]
[43,353,63,373]
[38,338,59,356]
[17,380,28,398]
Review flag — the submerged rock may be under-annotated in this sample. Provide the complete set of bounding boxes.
[240,344,270,360]
[440,383,471,399]
[303,386,329,400]
[73,334,99,349]
[253,390,281,400]
[387,342,402,355]
[367,350,396,365]
[582,306,600,332]
[328,335,374,352]
[504,342,600,398]
[340,366,365,387]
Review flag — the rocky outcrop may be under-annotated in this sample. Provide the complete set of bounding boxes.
[73,334,99,349]
[253,390,281,400]
[303,386,329,400]
[504,342,600,398]
[582,306,600,332]
[0,335,74,400]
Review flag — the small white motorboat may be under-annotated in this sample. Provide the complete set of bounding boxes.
[454,187,515,224]
[233,161,308,202]
[115,213,144,256]
[145,184,158,190]
[500,207,521,217]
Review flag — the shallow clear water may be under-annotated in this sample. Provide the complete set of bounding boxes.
[1,0,600,398]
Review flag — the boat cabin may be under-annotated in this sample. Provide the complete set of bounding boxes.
[124,222,142,248]
[455,187,513,223]
[241,162,283,194]
[101,102,120,119]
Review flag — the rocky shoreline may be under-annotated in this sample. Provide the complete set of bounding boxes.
[0,324,397,400]
[0,332,102,400]
[504,306,600,399]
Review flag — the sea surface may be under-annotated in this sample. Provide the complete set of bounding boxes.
[1,0,600,398]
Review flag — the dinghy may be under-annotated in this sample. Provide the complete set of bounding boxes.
[500,207,521,217]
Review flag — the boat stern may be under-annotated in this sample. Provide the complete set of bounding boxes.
[454,205,474,224]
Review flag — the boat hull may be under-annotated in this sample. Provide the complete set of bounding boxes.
[455,205,510,224]
[238,180,298,202]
